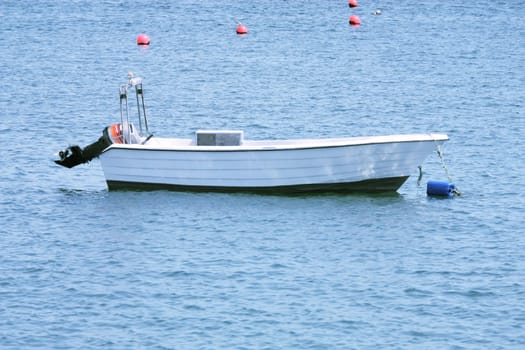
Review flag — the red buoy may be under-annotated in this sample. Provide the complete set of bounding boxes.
[348,0,358,8]
[136,33,150,45]
[349,15,361,25]
[236,23,248,34]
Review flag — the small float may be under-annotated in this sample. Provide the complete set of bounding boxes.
[54,74,449,193]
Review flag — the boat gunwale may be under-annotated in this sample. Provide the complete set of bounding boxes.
[101,133,449,154]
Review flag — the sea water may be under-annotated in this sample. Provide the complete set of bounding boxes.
[1,1,524,348]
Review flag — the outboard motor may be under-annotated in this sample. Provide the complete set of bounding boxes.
[55,123,139,168]
[55,73,150,169]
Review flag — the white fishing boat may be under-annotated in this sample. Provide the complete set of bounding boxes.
[55,74,448,193]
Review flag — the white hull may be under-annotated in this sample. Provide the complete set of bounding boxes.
[99,133,448,193]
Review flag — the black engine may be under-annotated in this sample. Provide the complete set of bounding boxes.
[54,127,112,168]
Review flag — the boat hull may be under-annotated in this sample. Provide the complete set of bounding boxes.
[99,134,447,193]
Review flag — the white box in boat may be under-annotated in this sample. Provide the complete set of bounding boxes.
[195,130,244,146]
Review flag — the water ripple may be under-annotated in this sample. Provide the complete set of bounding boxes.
[1,0,525,349]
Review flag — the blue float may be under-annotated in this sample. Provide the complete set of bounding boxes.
[427,180,456,197]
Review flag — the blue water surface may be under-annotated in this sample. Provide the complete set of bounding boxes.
[1,1,524,349]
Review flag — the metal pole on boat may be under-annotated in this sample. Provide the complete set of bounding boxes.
[119,80,132,144]
[138,83,149,134]
[119,84,127,143]
[134,83,144,134]
[124,86,131,143]
[128,73,148,136]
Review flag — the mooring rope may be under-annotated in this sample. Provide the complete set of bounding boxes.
[435,143,461,196]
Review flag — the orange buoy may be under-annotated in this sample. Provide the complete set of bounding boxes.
[348,0,358,8]
[349,15,361,25]
[236,23,248,34]
[136,33,150,45]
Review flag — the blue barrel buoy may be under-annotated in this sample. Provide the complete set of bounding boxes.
[427,180,456,197]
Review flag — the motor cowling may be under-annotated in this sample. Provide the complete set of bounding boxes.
[55,123,122,168]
